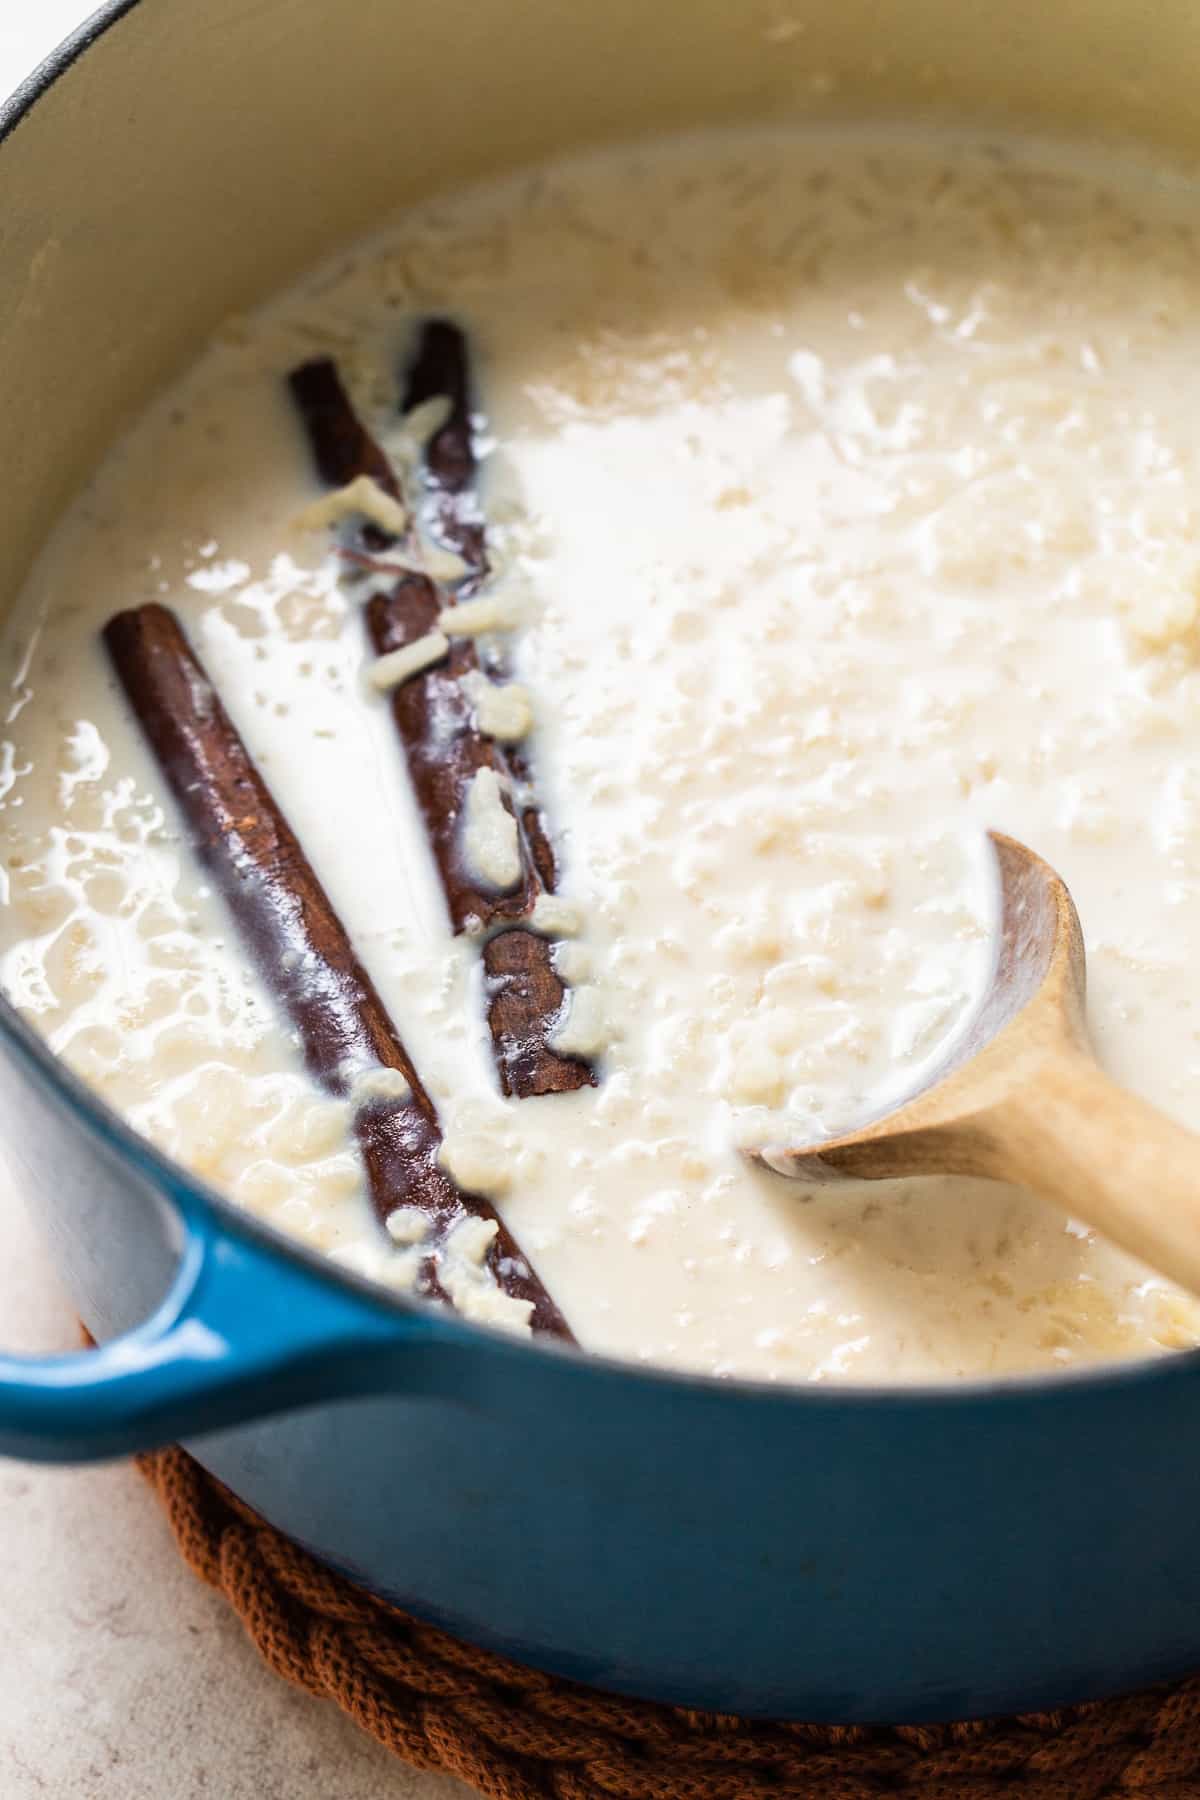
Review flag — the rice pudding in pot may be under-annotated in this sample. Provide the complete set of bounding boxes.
[4,125,1200,1381]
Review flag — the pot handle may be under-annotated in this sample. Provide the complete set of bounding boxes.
[0,1214,450,1463]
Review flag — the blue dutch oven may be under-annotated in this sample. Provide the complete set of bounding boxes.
[2,0,1199,1725]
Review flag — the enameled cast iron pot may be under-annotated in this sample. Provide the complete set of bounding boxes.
[2,0,1199,1725]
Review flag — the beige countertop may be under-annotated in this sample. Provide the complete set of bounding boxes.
[0,8,470,1794]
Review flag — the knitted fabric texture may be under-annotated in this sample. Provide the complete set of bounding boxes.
[138,1444,1200,1800]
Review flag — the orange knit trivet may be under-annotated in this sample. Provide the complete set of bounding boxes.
[138,1444,1200,1800]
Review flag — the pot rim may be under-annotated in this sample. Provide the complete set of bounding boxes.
[3,0,1197,1417]
[0,0,141,148]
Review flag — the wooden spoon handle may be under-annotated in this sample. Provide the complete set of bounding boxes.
[992,1048,1200,1297]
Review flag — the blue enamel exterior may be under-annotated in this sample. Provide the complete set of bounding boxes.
[3,0,1200,1727]
[2,978,1200,1722]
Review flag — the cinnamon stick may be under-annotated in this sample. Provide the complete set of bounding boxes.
[401,318,487,588]
[364,578,538,934]
[482,927,581,1101]
[288,359,401,499]
[365,584,588,1098]
[289,341,594,1097]
[400,323,559,892]
[103,602,572,1339]
[287,359,402,553]
[400,326,587,1095]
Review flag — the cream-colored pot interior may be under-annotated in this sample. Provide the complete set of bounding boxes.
[2,0,1198,613]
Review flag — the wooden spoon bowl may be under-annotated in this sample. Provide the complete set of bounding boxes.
[756,831,1200,1297]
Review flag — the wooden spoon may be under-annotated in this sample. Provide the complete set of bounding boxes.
[755,830,1200,1297]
